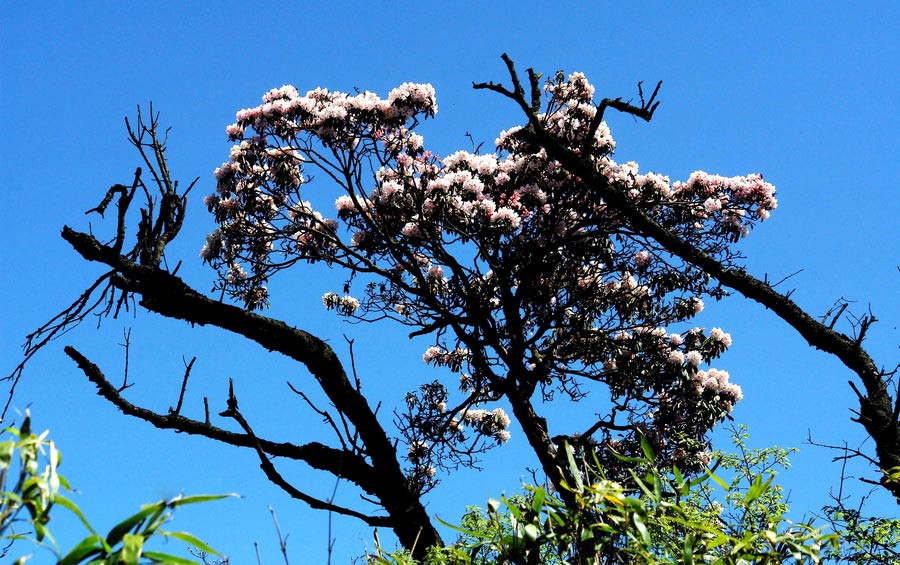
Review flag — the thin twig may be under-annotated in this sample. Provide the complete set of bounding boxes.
[219,384,391,525]
[269,506,290,565]
[287,382,347,451]
[118,327,132,392]
[327,477,340,565]
[170,356,196,416]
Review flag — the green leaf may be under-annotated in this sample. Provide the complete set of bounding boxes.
[34,520,48,542]
[161,530,219,554]
[530,488,546,513]
[608,450,647,464]
[105,504,162,546]
[502,498,522,521]
[672,465,688,494]
[651,469,664,500]
[167,493,238,506]
[705,468,730,491]
[682,532,695,565]
[58,535,104,565]
[142,551,202,564]
[121,533,144,565]
[731,534,754,555]
[632,512,651,547]
[56,496,104,541]
[665,516,723,537]
[705,533,731,550]
[638,433,655,462]
[435,516,481,538]
[743,473,773,505]
[563,442,584,491]
[0,439,15,468]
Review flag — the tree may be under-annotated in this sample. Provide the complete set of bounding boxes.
[7,55,896,560]
[470,57,899,497]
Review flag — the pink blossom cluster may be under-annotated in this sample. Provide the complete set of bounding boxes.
[203,71,770,466]
[398,382,512,489]
[422,346,470,373]
[228,82,436,147]
[322,292,360,315]
[204,73,775,314]
[671,170,778,232]
[602,324,734,388]
[459,407,512,444]
[690,368,744,412]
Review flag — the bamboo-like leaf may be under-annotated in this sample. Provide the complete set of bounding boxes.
[58,535,103,565]
[632,512,651,546]
[142,550,202,564]
[56,496,104,542]
[705,468,730,491]
[121,533,144,565]
[682,532,695,565]
[743,473,773,504]
[0,439,15,468]
[638,433,655,462]
[105,504,160,547]
[167,493,238,507]
[161,530,219,554]
[563,442,583,491]
[530,488,546,513]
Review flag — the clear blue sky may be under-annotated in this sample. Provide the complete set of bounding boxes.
[2,1,898,563]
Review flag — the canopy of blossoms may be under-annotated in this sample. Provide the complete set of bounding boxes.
[202,72,776,485]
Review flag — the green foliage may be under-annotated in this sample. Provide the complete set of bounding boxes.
[818,472,900,565]
[365,429,838,564]
[821,504,900,564]
[449,442,832,564]
[54,493,229,565]
[671,425,798,553]
[1,411,229,564]
[0,410,65,554]
[687,426,900,563]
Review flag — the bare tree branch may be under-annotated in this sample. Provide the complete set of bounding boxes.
[59,224,442,552]
[220,383,391,526]
[63,346,381,496]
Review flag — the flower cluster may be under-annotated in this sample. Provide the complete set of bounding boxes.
[396,382,512,493]
[422,346,470,372]
[322,292,360,316]
[690,368,744,410]
[461,407,512,444]
[205,71,770,469]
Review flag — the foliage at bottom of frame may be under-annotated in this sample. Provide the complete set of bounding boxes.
[0,411,232,564]
[367,427,900,565]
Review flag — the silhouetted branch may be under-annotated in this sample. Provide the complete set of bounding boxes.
[56,128,442,550]
[4,271,118,420]
[169,355,196,415]
[63,346,382,497]
[479,53,900,501]
[221,388,390,526]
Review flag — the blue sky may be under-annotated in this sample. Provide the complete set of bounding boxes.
[2,1,898,562]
